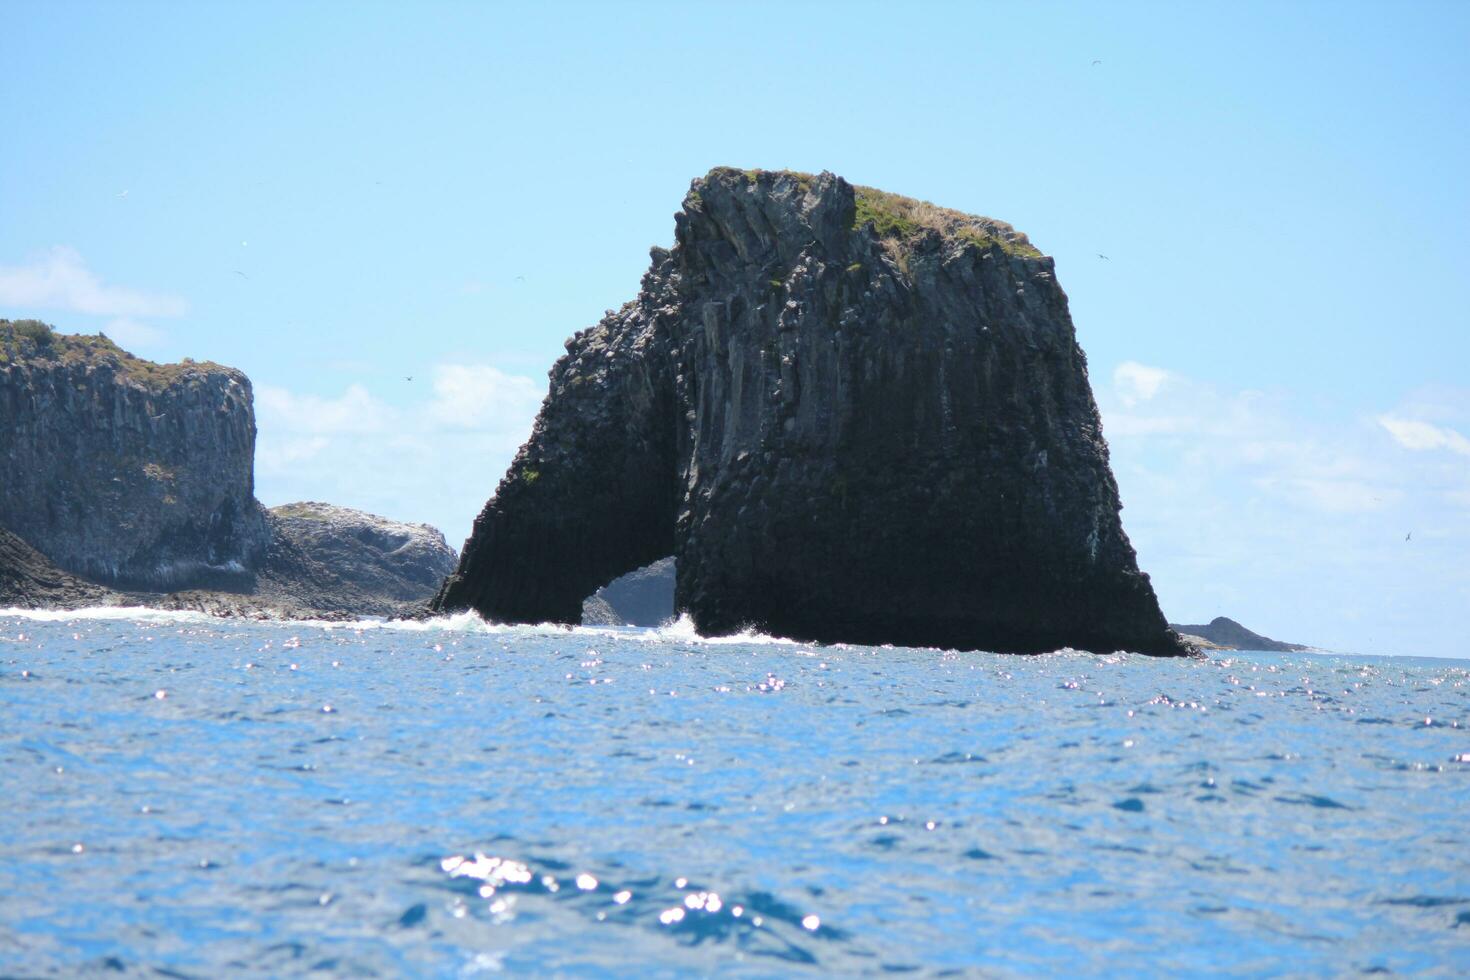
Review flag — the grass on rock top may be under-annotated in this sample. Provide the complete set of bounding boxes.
[850,186,1043,259]
[0,319,230,390]
[696,167,1043,260]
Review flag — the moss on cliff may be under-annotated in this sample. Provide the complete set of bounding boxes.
[0,319,229,391]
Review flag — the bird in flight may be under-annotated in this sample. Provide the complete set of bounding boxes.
[515,275,526,282]
[1405,532,1412,541]
[1092,60,1102,66]
[1096,253,1110,261]
[117,189,129,198]
[405,376,414,382]
[233,270,249,279]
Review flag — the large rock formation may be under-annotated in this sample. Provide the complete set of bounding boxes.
[435,168,1186,656]
[0,320,268,590]
[0,320,455,619]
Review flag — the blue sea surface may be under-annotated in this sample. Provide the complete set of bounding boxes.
[1,609,1466,977]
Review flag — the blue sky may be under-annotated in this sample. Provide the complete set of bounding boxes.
[2,1,1467,655]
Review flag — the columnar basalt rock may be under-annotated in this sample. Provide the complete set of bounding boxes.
[0,320,269,590]
[434,169,1187,655]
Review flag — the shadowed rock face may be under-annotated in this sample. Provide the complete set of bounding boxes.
[435,169,1186,656]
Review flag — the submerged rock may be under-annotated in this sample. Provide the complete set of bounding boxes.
[436,169,1186,655]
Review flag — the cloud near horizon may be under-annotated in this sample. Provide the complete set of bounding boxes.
[1096,364,1469,655]
[254,364,546,548]
[0,246,187,319]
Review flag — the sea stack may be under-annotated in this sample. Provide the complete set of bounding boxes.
[434,168,1187,655]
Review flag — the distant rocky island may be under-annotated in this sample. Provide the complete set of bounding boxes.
[0,319,455,618]
[1169,617,1309,652]
[582,557,677,627]
[436,168,1188,656]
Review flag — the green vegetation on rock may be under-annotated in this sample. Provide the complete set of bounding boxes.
[850,186,1043,259]
[0,319,228,391]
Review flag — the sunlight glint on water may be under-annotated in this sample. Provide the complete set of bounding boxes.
[0,609,1466,975]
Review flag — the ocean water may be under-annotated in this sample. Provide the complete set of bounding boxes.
[1,610,1466,977]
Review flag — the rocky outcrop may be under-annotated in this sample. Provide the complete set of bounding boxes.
[0,525,115,609]
[268,502,457,602]
[580,593,622,627]
[1169,617,1308,652]
[0,320,268,590]
[581,557,677,626]
[436,169,1186,656]
[0,518,429,620]
[0,320,454,619]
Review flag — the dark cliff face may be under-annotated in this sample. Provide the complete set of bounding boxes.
[435,170,1186,656]
[0,321,269,590]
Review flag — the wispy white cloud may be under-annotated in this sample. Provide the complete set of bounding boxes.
[1101,368,1391,514]
[103,317,167,349]
[253,364,545,545]
[427,364,545,430]
[0,246,187,318]
[1096,365,1470,655]
[256,383,395,436]
[1376,415,1470,457]
[1113,361,1171,407]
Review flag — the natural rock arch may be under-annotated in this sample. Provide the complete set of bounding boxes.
[434,169,1186,656]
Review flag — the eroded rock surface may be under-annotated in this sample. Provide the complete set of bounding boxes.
[434,169,1186,655]
[269,502,457,602]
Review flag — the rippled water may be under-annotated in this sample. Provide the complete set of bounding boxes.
[1,609,1467,976]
